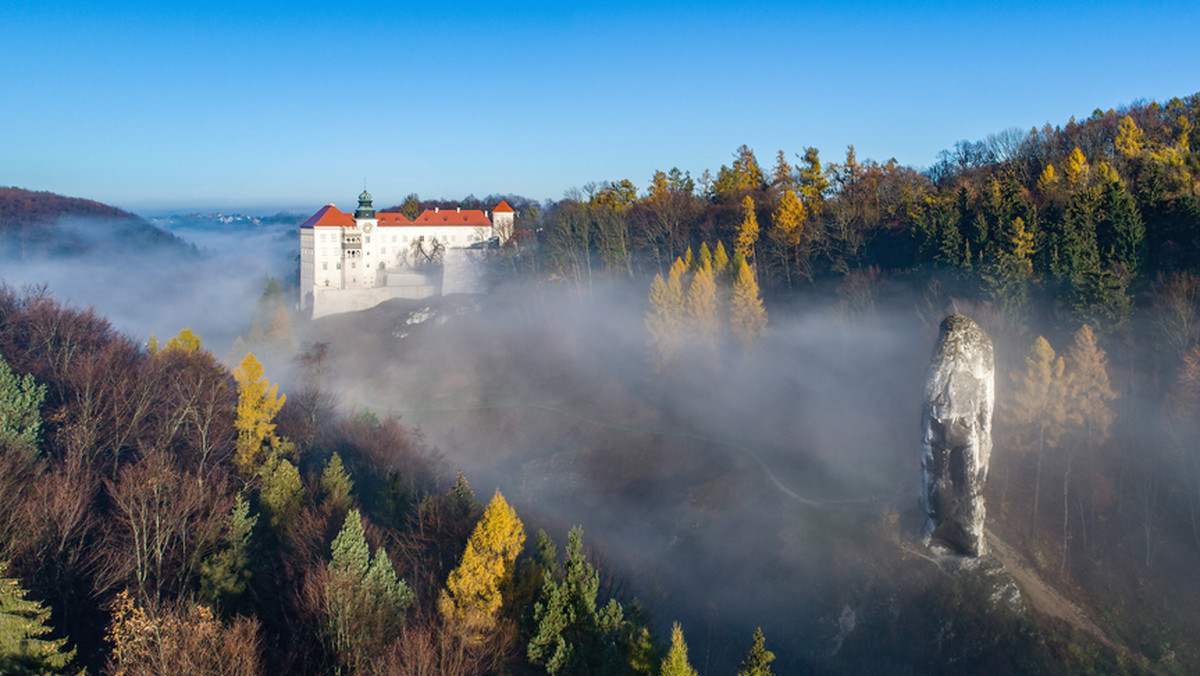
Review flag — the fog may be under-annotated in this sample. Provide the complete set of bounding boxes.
[302,278,947,671]
[0,216,297,353]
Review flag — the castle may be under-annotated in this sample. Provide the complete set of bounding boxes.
[299,190,514,318]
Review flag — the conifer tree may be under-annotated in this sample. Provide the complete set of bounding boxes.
[736,196,759,261]
[659,622,698,676]
[258,455,303,531]
[233,353,285,476]
[697,242,712,270]
[528,527,626,675]
[1064,147,1091,189]
[730,259,768,355]
[439,490,526,636]
[0,356,45,455]
[1037,163,1059,194]
[163,328,203,354]
[320,452,354,514]
[1005,336,1069,539]
[712,241,730,277]
[1096,173,1146,275]
[797,146,829,217]
[325,509,413,671]
[0,562,76,674]
[771,149,795,195]
[646,265,686,373]
[198,493,258,612]
[737,627,775,676]
[685,261,720,355]
[1115,115,1146,157]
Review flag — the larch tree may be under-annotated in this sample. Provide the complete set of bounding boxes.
[685,261,720,356]
[712,241,730,277]
[737,627,776,676]
[1004,336,1069,540]
[233,353,286,476]
[736,195,760,262]
[659,622,698,676]
[1062,323,1117,568]
[771,189,806,289]
[730,259,768,355]
[1115,115,1146,158]
[797,146,829,218]
[771,149,795,195]
[162,328,203,354]
[439,489,526,637]
[646,264,686,373]
[1064,147,1091,190]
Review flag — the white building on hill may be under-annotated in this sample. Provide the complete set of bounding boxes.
[299,190,514,317]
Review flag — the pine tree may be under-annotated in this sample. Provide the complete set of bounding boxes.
[258,455,303,531]
[439,490,526,636]
[0,562,76,674]
[797,146,829,217]
[198,493,258,612]
[730,259,768,355]
[1096,173,1146,275]
[771,149,795,195]
[0,356,46,455]
[325,509,413,671]
[527,527,626,675]
[233,353,286,476]
[659,622,698,676]
[737,627,775,676]
[321,452,354,514]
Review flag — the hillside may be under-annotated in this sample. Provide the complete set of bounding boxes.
[0,186,193,257]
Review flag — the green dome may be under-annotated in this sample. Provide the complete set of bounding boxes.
[355,189,375,219]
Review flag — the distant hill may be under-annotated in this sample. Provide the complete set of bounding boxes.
[0,186,194,258]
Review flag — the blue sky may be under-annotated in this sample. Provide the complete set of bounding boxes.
[3,1,1198,215]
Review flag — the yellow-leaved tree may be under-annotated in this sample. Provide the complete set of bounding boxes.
[439,489,526,637]
[646,259,687,373]
[685,260,720,356]
[730,258,767,355]
[1004,336,1069,540]
[736,196,759,261]
[233,353,286,476]
[1064,147,1090,190]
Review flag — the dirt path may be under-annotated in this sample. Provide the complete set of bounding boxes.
[985,527,1134,661]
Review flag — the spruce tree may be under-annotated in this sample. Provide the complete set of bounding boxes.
[0,357,45,455]
[0,562,76,674]
[320,452,354,514]
[737,627,776,676]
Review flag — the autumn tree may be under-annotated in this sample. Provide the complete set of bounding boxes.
[1004,336,1068,539]
[713,145,765,202]
[257,453,303,532]
[0,562,77,674]
[162,328,202,354]
[659,622,698,676]
[730,258,768,355]
[645,259,686,372]
[685,260,720,356]
[233,353,285,476]
[736,195,760,262]
[323,508,413,671]
[399,193,421,220]
[439,490,525,637]
[737,627,776,676]
[770,189,806,289]
[1064,147,1090,189]
[1061,324,1117,568]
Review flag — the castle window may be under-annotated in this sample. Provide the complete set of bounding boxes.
[336,263,341,270]
[322,262,328,270]
[366,236,371,244]
[381,247,387,254]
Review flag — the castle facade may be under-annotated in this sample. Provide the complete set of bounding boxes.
[299,190,514,317]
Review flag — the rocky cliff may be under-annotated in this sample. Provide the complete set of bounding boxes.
[920,315,994,557]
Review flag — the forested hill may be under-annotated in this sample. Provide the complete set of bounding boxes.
[0,186,192,257]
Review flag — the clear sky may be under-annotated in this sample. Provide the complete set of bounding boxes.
[3,1,1198,215]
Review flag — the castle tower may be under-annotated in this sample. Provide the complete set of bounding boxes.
[492,200,515,241]
[353,189,379,288]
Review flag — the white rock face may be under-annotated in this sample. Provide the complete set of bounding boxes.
[920,315,994,557]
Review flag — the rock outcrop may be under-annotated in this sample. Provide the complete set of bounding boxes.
[920,315,994,557]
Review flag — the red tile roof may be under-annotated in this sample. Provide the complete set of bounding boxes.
[299,204,354,228]
[376,212,413,226]
[493,200,515,213]
[411,209,492,227]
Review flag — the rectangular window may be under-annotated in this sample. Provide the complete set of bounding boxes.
[381,247,387,254]
[336,263,341,270]
[322,262,328,270]
[366,236,371,244]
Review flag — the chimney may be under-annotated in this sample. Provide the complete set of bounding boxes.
[456,207,461,213]
[435,207,439,213]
